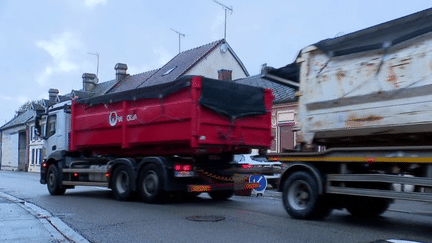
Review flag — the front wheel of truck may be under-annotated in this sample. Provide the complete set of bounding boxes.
[137,164,165,203]
[47,165,66,195]
[282,171,330,219]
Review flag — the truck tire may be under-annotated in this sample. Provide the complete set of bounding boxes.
[345,196,390,218]
[112,165,133,201]
[47,165,66,196]
[208,190,234,200]
[282,171,330,219]
[137,164,165,203]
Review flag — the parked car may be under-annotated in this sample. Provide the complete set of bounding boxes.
[231,154,282,188]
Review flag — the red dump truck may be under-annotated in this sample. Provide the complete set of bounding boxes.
[267,8,432,219]
[37,76,273,202]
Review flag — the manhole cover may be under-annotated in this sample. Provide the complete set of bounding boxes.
[186,215,225,222]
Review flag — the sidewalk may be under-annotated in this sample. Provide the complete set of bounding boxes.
[0,191,88,243]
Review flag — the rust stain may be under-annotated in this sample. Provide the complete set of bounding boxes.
[349,115,383,122]
[346,114,383,129]
[336,70,346,81]
[387,62,399,88]
[313,121,323,127]
[320,75,328,82]
[363,63,375,77]
[335,70,347,96]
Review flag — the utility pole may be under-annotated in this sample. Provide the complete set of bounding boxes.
[87,52,99,77]
[170,29,185,53]
[213,0,233,40]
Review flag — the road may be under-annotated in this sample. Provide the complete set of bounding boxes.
[1,171,431,243]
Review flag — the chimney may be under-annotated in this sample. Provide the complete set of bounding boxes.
[82,73,97,92]
[218,69,232,81]
[115,63,128,83]
[48,88,59,102]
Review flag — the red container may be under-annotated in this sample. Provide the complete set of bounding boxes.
[69,76,273,156]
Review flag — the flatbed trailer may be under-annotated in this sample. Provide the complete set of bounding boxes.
[268,147,432,219]
[265,8,432,219]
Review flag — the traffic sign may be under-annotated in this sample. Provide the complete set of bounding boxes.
[249,175,267,193]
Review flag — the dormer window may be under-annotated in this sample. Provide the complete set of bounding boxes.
[162,66,177,76]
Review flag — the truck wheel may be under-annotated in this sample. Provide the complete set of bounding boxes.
[47,165,66,196]
[208,190,234,200]
[137,164,165,203]
[282,171,329,219]
[112,165,133,201]
[346,196,390,218]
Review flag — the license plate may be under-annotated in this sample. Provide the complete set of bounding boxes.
[189,185,211,192]
[175,171,195,177]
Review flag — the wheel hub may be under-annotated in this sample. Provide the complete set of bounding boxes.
[144,172,158,194]
[288,180,312,210]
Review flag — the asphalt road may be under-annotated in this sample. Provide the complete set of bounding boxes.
[1,171,431,243]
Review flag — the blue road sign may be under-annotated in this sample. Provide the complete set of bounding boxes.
[249,175,267,193]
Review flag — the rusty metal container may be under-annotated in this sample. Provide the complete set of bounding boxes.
[295,9,432,147]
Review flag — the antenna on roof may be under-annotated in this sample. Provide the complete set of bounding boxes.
[87,52,99,77]
[170,28,185,53]
[213,0,233,40]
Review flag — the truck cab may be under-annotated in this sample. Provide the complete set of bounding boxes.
[43,101,71,159]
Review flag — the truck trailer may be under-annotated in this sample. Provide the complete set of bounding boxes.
[268,8,432,219]
[38,76,273,203]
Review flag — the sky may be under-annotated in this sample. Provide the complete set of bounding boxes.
[1,0,432,127]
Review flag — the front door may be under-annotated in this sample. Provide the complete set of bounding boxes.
[18,131,27,171]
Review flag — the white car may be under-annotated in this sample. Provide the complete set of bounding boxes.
[231,154,282,188]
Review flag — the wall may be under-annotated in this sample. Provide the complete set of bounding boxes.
[186,48,247,80]
[1,128,20,171]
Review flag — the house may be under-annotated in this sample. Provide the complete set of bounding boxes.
[0,110,35,171]
[234,63,300,153]
[27,102,47,173]
[107,39,249,93]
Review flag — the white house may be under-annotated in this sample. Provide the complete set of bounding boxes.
[0,110,34,171]
[107,39,249,93]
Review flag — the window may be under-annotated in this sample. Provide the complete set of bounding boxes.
[162,66,177,76]
[30,126,35,141]
[46,115,56,138]
[38,148,43,164]
[31,149,35,164]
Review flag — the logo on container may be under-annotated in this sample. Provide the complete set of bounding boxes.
[109,111,118,126]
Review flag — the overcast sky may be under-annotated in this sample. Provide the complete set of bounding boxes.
[1,0,431,126]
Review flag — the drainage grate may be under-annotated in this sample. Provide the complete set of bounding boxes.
[186,215,225,222]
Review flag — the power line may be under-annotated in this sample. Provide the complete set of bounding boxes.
[213,0,233,40]
[170,28,185,53]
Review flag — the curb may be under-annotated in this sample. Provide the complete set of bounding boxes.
[0,191,89,243]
